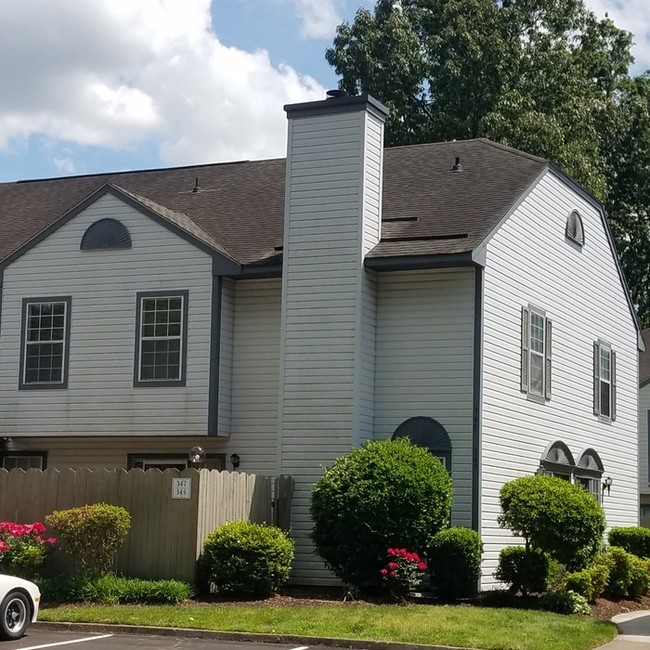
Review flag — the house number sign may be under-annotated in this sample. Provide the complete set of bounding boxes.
[171,477,192,500]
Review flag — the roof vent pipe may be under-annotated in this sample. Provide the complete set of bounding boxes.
[451,157,464,172]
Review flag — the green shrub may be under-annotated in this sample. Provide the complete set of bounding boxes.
[428,527,483,599]
[602,546,638,598]
[609,527,650,559]
[494,546,549,596]
[629,556,650,597]
[563,559,610,602]
[201,520,294,596]
[45,503,131,576]
[311,438,452,589]
[498,475,606,570]
[38,574,192,604]
[539,589,591,615]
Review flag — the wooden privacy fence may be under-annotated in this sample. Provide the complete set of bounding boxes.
[0,468,294,582]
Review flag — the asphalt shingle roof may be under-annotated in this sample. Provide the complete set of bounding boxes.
[0,138,547,266]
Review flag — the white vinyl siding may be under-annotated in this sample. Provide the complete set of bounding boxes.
[0,193,213,437]
[374,267,476,528]
[217,278,235,436]
[229,278,281,474]
[279,107,383,583]
[480,170,639,589]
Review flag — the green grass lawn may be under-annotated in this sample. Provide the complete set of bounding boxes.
[40,603,617,650]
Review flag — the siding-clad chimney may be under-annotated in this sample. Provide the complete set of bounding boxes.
[279,94,388,582]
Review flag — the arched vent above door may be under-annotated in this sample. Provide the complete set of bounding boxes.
[392,416,451,470]
[81,218,132,250]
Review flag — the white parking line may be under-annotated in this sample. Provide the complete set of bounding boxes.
[19,634,114,650]
[290,646,310,650]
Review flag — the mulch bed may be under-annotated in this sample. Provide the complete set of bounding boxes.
[197,586,650,619]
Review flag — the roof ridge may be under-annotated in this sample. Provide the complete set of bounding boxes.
[476,138,548,164]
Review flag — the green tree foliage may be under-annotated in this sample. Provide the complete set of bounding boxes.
[498,475,606,570]
[327,0,650,324]
[311,438,452,590]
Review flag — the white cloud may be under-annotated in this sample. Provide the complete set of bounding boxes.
[0,0,325,166]
[294,0,342,39]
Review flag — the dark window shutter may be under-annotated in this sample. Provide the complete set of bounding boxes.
[593,342,600,416]
[611,350,617,421]
[521,307,529,392]
[545,318,552,400]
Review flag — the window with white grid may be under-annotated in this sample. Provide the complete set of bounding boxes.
[21,299,70,387]
[135,292,187,385]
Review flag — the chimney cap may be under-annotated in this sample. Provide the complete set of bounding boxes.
[326,89,348,99]
[284,93,389,120]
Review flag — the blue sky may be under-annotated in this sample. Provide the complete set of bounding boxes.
[0,0,647,183]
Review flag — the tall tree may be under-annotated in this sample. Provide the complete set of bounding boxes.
[327,0,650,326]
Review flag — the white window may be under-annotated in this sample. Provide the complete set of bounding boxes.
[594,340,616,422]
[521,306,552,401]
[128,455,225,471]
[135,292,188,385]
[20,298,70,388]
[576,476,601,502]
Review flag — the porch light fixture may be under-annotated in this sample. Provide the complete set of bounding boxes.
[602,476,613,496]
[188,446,206,467]
[230,453,240,470]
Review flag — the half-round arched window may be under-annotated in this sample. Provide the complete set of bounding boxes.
[539,440,575,479]
[80,218,132,251]
[392,416,452,470]
[575,448,604,501]
[565,210,584,246]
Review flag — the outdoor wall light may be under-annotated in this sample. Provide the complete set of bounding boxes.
[602,476,613,496]
[230,453,240,470]
[188,446,206,466]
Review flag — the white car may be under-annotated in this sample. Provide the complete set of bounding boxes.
[0,575,40,640]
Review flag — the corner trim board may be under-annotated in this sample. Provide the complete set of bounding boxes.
[472,266,484,532]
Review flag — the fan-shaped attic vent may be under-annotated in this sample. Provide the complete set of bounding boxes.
[577,448,604,473]
[81,218,132,251]
[566,210,584,246]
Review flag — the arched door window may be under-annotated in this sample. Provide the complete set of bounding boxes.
[575,448,604,502]
[392,416,452,471]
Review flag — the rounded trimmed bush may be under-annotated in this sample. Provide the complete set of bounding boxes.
[609,527,650,559]
[44,503,131,576]
[498,475,606,570]
[201,520,294,596]
[310,438,452,589]
[563,558,610,602]
[428,527,483,599]
[494,546,550,596]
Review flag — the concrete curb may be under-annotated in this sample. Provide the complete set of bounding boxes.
[34,621,480,650]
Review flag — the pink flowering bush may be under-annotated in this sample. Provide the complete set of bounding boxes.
[0,521,56,578]
[380,548,427,600]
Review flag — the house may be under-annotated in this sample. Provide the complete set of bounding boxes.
[0,93,641,588]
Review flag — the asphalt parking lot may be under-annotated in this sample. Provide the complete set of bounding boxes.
[2,629,324,650]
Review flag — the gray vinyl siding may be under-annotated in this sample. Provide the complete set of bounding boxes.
[218,278,235,436]
[0,193,213,437]
[229,279,281,475]
[374,268,476,527]
[279,108,383,583]
[639,385,650,497]
[480,170,639,588]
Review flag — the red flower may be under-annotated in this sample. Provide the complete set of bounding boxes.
[417,562,427,571]
[380,568,388,576]
[387,561,399,569]
[0,540,8,553]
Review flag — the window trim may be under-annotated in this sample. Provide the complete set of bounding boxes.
[133,290,189,387]
[127,453,225,471]
[521,305,552,403]
[594,339,616,424]
[1,451,48,470]
[19,296,72,390]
